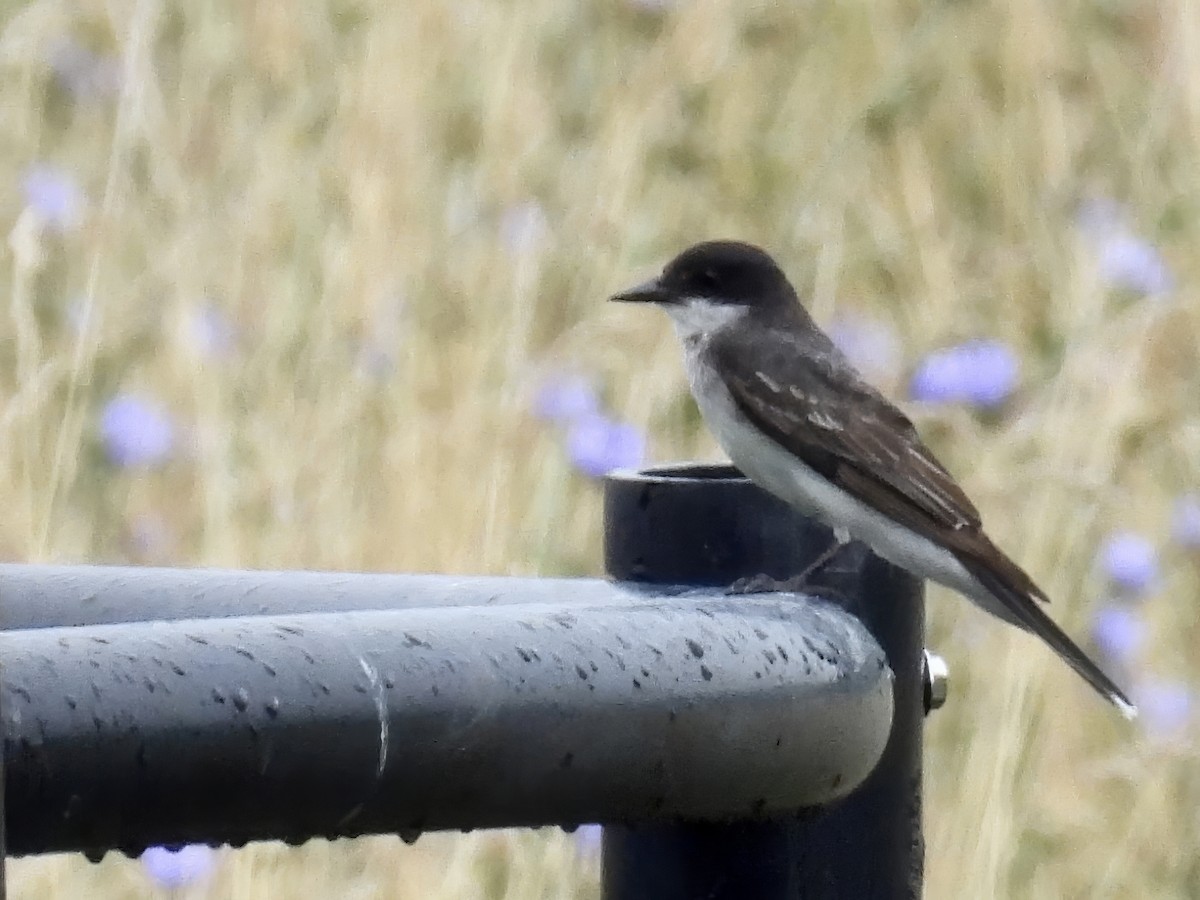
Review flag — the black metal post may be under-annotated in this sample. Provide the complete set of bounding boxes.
[602,463,924,900]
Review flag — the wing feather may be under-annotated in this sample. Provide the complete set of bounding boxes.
[710,328,1049,603]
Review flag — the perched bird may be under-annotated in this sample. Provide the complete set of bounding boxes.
[611,240,1135,717]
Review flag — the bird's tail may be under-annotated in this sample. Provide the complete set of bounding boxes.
[962,562,1137,719]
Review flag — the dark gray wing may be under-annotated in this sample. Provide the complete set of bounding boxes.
[708,326,1049,602]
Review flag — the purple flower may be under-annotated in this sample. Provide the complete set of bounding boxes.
[1098,531,1159,595]
[566,414,645,477]
[500,201,548,256]
[575,823,603,856]
[1133,679,1193,739]
[1077,198,1173,297]
[99,395,175,468]
[828,314,901,383]
[47,39,120,101]
[1098,235,1173,296]
[909,340,1018,408]
[183,303,236,358]
[140,844,216,889]
[1171,494,1200,549]
[1091,605,1146,666]
[355,295,406,382]
[534,375,599,424]
[21,164,83,233]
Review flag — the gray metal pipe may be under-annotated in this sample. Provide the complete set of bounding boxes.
[0,565,622,631]
[1,589,892,858]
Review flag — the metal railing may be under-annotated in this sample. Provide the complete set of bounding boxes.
[0,463,927,899]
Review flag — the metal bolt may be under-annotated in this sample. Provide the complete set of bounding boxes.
[922,649,949,714]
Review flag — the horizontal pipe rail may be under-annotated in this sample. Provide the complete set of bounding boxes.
[1,589,892,858]
[0,565,623,630]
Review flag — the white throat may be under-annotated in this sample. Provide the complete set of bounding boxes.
[664,298,747,344]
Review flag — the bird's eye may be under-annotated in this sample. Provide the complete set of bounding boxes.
[697,268,720,289]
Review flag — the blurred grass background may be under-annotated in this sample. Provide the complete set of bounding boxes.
[2,0,1199,897]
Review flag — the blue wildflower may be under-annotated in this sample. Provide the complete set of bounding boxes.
[1133,679,1193,739]
[1098,531,1159,595]
[574,823,603,857]
[1171,494,1200,549]
[99,395,175,469]
[1077,197,1173,297]
[47,39,120,100]
[499,201,548,256]
[566,414,645,477]
[1091,605,1146,666]
[534,375,599,425]
[1098,235,1173,296]
[354,295,406,382]
[184,303,236,358]
[21,164,83,233]
[140,844,216,889]
[909,340,1018,408]
[828,313,900,383]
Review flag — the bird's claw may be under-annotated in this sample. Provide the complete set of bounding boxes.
[726,573,812,595]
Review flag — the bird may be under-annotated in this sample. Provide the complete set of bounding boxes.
[610,239,1135,718]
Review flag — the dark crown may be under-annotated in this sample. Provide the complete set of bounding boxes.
[658,241,795,308]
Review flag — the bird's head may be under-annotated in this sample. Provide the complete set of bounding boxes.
[610,240,800,336]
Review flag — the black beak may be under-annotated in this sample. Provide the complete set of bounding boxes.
[609,277,670,304]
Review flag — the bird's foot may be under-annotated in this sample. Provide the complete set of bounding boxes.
[726,536,850,596]
[726,573,813,595]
